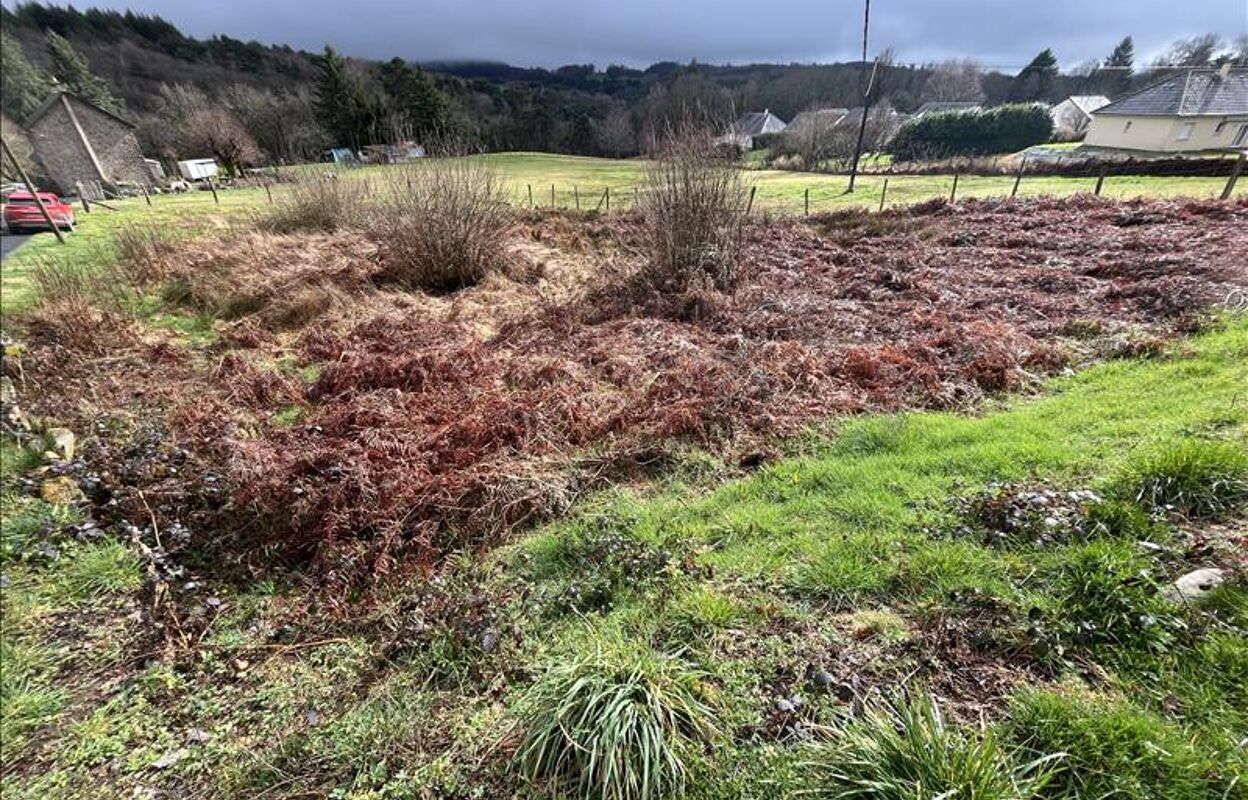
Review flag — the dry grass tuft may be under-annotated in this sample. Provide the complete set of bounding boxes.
[113,223,177,286]
[23,296,136,356]
[261,176,364,234]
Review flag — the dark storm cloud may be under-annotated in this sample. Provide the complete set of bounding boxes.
[31,0,1248,68]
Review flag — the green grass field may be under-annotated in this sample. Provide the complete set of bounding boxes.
[3,151,1239,314]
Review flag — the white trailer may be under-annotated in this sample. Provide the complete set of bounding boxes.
[176,158,219,181]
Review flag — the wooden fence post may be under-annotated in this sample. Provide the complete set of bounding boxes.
[75,182,91,213]
[264,180,273,203]
[746,185,757,215]
[949,173,959,203]
[804,187,810,216]
[1012,157,1026,198]
[140,183,152,206]
[527,184,534,208]
[1094,166,1107,196]
[551,184,556,207]
[633,186,639,208]
[1,137,64,244]
[878,178,889,212]
[207,176,219,204]
[574,185,580,210]
[1221,153,1245,200]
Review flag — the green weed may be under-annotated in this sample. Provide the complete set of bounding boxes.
[801,691,1062,800]
[517,636,719,800]
[1114,438,1248,519]
[1007,687,1246,800]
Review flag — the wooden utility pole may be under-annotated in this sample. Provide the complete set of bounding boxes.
[1011,156,1027,198]
[846,0,873,193]
[1221,152,1245,200]
[1,138,65,244]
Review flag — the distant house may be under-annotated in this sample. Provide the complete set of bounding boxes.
[1084,66,1248,152]
[1050,95,1111,139]
[913,101,981,117]
[24,90,152,194]
[719,110,788,149]
[786,108,850,136]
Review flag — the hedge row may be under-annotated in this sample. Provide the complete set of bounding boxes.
[888,104,1054,161]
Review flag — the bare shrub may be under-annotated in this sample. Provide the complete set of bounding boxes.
[261,175,362,234]
[640,126,749,292]
[370,156,513,292]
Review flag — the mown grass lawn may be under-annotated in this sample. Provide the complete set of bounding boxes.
[2,301,1245,799]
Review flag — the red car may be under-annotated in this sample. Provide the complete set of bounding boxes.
[3,191,76,233]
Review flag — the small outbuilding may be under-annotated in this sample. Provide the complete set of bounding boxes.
[1084,66,1248,152]
[24,90,152,194]
[1050,95,1111,139]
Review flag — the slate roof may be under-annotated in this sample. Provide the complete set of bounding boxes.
[786,108,849,134]
[729,110,788,136]
[1094,68,1248,117]
[25,89,135,129]
[1061,95,1111,115]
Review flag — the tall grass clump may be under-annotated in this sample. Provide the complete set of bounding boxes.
[262,175,362,234]
[371,156,512,291]
[112,222,176,286]
[801,692,1062,800]
[517,641,719,800]
[1113,438,1248,519]
[26,255,135,353]
[1007,688,1243,800]
[640,126,749,292]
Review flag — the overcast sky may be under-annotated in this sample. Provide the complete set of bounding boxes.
[15,0,1248,69]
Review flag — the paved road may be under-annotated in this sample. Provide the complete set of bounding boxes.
[0,233,33,262]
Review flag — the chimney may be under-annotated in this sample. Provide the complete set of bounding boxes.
[1220,62,1232,80]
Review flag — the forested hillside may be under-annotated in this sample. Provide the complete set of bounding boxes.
[2,2,1242,168]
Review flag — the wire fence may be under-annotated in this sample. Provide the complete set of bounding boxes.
[484,153,1245,217]
[67,151,1246,222]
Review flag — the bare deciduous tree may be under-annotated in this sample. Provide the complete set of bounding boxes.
[183,108,263,176]
[921,60,986,103]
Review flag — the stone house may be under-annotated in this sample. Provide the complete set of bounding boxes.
[718,110,788,149]
[24,90,152,193]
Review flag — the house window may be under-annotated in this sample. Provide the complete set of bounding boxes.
[1177,122,1195,142]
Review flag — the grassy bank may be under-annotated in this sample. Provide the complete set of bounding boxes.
[3,307,1245,799]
